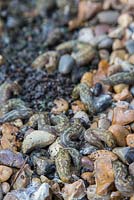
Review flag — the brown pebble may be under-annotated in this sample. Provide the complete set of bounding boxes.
[81,72,93,87]
[95,157,114,196]
[51,98,69,114]
[89,150,118,161]
[126,134,134,147]
[71,100,87,113]
[81,172,95,185]
[110,191,122,200]
[109,124,129,147]
[113,84,128,94]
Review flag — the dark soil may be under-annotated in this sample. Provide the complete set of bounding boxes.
[0,0,75,111]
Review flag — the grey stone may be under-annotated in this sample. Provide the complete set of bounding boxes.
[58,54,75,74]
[125,40,134,54]
[97,11,119,24]
[98,37,113,49]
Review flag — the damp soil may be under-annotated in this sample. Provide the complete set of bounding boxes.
[0,0,75,111]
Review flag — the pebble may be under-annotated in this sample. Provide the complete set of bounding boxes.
[131,86,134,96]
[71,100,87,113]
[110,50,126,64]
[98,115,110,130]
[129,162,134,177]
[49,138,63,159]
[113,147,130,164]
[58,54,75,74]
[13,170,29,190]
[95,157,114,195]
[0,185,3,200]
[4,182,51,200]
[126,134,134,147]
[73,111,90,125]
[89,150,118,161]
[99,49,110,60]
[51,98,69,114]
[118,13,133,28]
[125,40,134,54]
[32,51,59,73]
[87,185,110,200]
[1,182,10,194]
[81,72,93,87]
[22,130,56,153]
[109,124,129,147]
[98,37,113,49]
[31,154,55,176]
[78,28,94,44]
[81,172,95,185]
[0,149,24,168]
[0,166,13,182]
[109,27,124,39]
[97,11,119,24]
[113,83,128,94]
[62,179,86,200]
[81,156,94,172]
[112,39,124,50]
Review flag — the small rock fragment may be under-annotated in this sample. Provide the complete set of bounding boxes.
[62,179,86,200]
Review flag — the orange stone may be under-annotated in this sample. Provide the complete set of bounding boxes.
[81,72,93,87]
[109,124,129,147]
[126,134,134,147]
[81,172,95,185]
[71,100,87,113]
[89,150,118,161]
[95,157,114,196]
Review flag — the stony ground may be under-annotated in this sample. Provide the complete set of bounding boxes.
[1,0,134,199]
